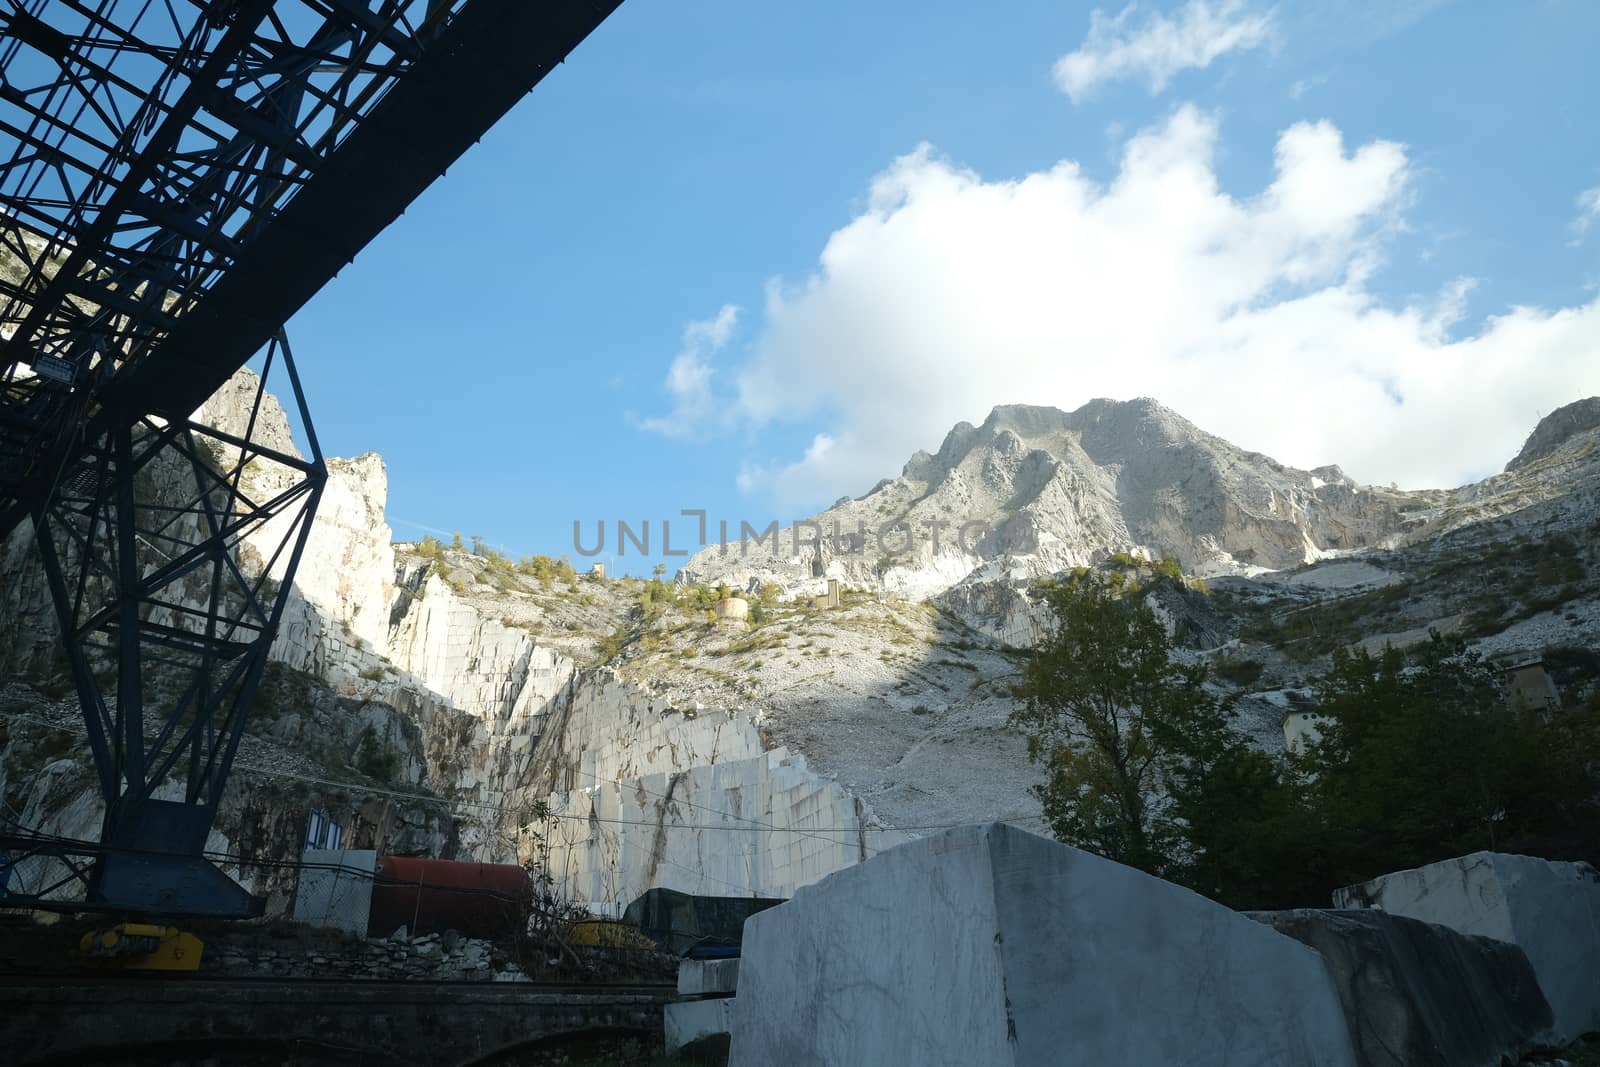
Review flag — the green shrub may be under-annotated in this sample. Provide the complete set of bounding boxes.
[355,727,400,783]
[1212,655,1265,687]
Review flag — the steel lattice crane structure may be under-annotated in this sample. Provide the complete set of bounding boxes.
[0,0,620,917]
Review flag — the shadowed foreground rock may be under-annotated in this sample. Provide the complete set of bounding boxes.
[730,822,1356,1067]
[1334,851,1600,1045]
[1250,908,1553,1067]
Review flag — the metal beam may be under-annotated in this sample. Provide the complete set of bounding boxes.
[20,334,325,917]
[0,0,623,918]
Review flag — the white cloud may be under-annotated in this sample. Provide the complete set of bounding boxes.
[1289,73,1327,99]
[1569,185,1600,247]
[649,106,1600,512]
[635,304,739,439]
[1054,0,1276,103]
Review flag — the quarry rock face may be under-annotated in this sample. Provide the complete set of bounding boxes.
[1333,851,1600,1044]
[385,569,573,724]
[5,370,1600,930]
[197,368,398,663]
[545,747,906,908]
[730,823,1356,1067]
[1249,908,1553,1067]
[0,367,900,915]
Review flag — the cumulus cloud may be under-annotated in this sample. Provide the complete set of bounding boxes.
[635,304,739,438]
[1570,185,1600,246]
[1054,0,1276,103]
[649,106,1600,511]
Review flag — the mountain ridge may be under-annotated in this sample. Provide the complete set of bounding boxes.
[683,395,1600,608]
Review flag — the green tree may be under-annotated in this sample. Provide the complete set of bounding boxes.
[1298,636,1551,883]
[1013,572,1331,905]
[1010,574,1199,874]
[1155,696,1326,908]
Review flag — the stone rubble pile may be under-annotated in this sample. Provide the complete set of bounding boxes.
[203,928,525,983]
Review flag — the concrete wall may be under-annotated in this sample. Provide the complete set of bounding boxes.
[292,849,376,935]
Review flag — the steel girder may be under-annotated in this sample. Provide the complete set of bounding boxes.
[0,0,620,916]
[8,333,323,916]
[0,0,622,536]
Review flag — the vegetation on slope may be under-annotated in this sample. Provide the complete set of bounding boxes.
[1013,572,1600,910]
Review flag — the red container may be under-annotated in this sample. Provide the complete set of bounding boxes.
[367,856,532,939]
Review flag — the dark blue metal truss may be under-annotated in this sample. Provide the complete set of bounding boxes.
[0,0,621,917]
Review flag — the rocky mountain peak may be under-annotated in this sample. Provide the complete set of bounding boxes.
[1310,465,1353,487]
[1506,397,1600,472]
[979,397,1182,440]
[193,366,302,461]
[979,403,1075,438]
[682,392,1600,618]
[910,398,1192,483]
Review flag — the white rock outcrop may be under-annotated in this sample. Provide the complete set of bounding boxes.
[537,673,765,790]
[8,368,1598,929]
[195,368,398,667]
[731,822,1357,1067]
[386,570,572,724]
[1333,851,1600,1045]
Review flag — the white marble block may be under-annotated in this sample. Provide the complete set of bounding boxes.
[731,822,1356,1067]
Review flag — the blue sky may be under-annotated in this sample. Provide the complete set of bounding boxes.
[283,0,1600,575]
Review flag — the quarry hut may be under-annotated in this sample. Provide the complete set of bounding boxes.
[1499,657,1560,713]
[1281,708,1326,753]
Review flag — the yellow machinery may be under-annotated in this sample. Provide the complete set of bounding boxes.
[78,923,204,972]
[565,918,656,950]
